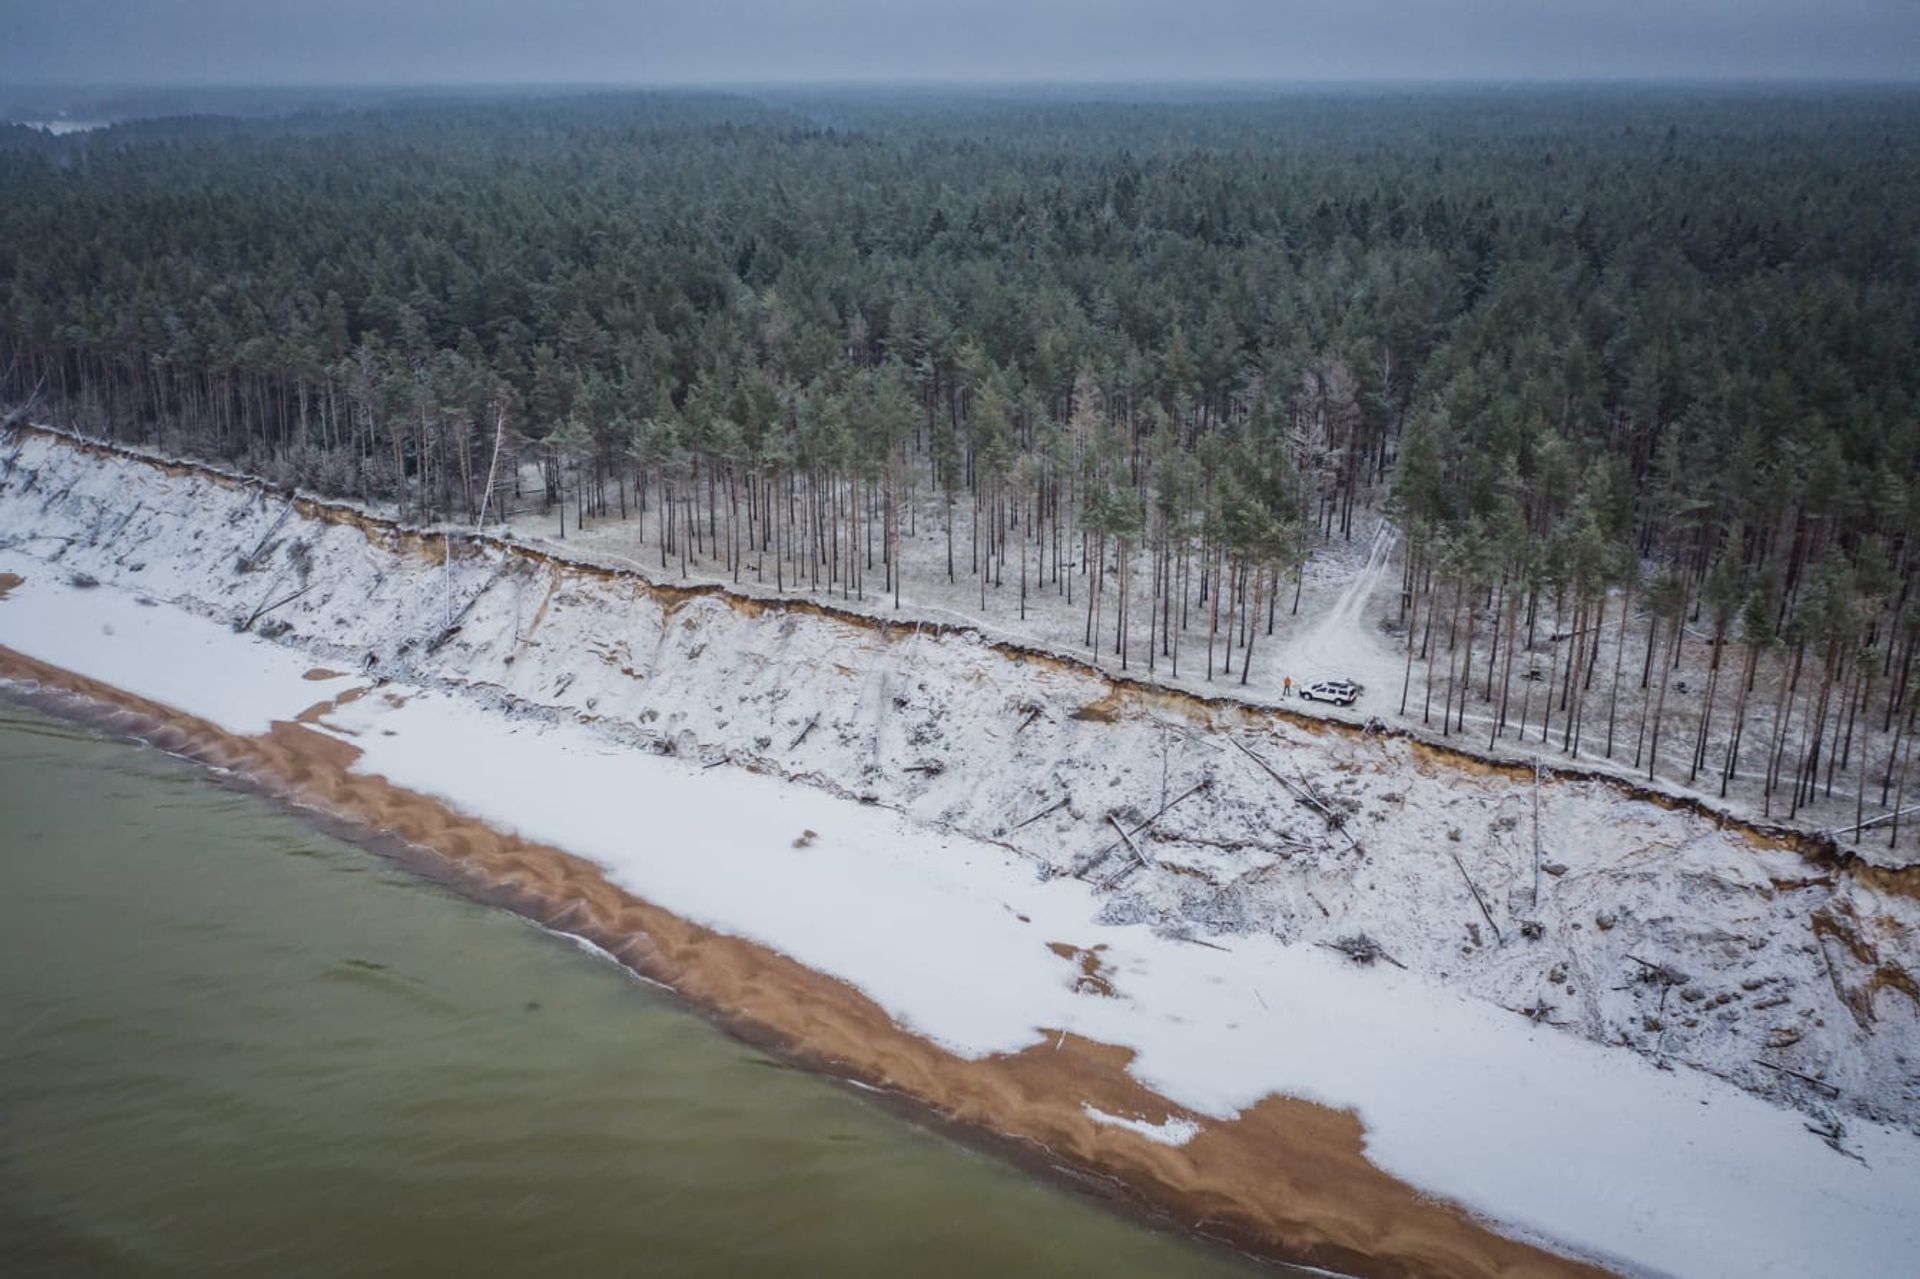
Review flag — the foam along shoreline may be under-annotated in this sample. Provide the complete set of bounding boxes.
[4,555,1920,1277]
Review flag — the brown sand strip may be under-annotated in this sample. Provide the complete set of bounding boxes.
[0,641,1611,1278]
[0,571,22,599]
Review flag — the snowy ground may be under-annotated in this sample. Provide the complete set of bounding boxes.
[520,471,1920,866]
[515,465,1395,694]
[5,427,1920,1277]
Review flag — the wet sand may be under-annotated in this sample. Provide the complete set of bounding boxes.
[0,641,1614,1278]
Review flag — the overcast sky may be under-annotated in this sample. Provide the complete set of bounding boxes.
[2,0,1915,86]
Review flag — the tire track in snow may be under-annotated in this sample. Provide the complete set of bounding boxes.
[1292,518,1398,688]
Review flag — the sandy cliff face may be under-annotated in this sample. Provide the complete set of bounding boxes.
[3,424,1916,1138]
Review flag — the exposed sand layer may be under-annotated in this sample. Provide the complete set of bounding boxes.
[0,641,1609,1279]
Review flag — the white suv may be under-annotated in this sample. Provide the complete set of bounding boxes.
[1300,678,1362,706]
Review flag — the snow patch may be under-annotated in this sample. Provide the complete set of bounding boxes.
[1083,1104,1202,1147]
[0,558,329,733]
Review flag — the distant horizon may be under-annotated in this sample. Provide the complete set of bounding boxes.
[5,1,1917,89]
[9,74,1920,96]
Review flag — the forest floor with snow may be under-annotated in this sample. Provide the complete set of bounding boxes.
[513,472,1920,871]
[4,425,1920,1277]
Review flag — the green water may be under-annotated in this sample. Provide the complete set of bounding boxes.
[0,701,1275,1278]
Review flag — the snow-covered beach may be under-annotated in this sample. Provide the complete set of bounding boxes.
[4,424,1918,1277]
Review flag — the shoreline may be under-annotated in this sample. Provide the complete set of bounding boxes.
[5,423,1918,1278]
[0,643,1611,1279]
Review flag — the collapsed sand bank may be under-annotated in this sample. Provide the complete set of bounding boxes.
[5,420,1893,877]
[0,641,1609,1279]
